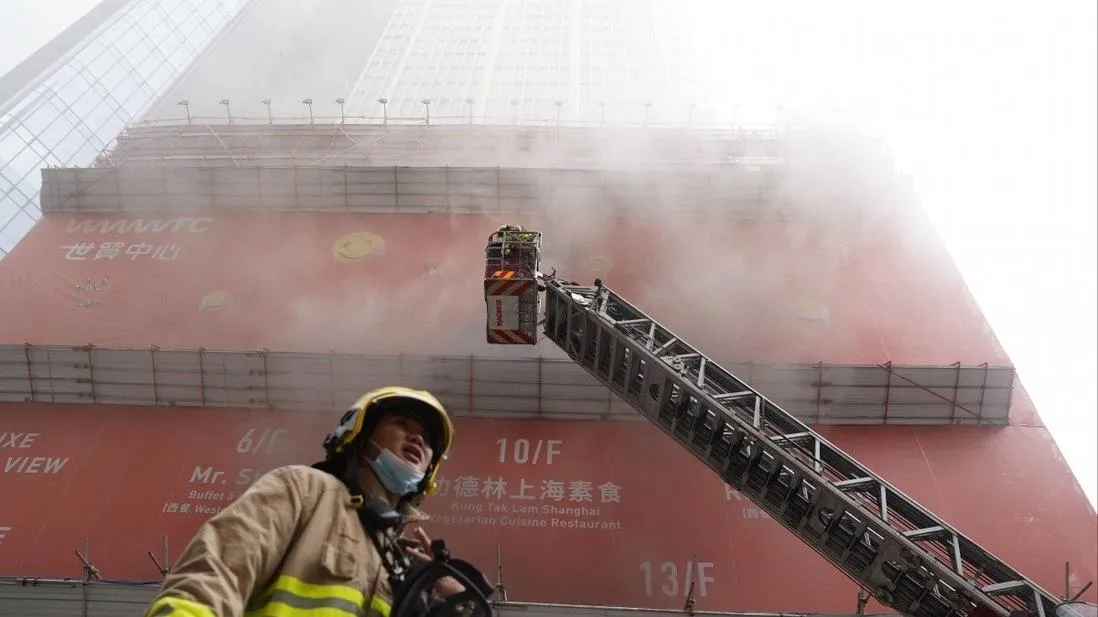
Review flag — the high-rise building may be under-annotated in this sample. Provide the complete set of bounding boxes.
[0,0,251,257]
[344,0,714,126]
[0,1,1094,616]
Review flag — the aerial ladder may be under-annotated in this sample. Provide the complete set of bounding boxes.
[537,277,1089,617]
[480,226,1091,617]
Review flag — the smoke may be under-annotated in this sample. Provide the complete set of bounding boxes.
[60,0,945,372]
[72,121,919,368]
[141,0,398,123]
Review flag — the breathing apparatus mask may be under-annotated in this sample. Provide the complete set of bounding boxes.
[357,498,495,617]
[315,387,494,617]
[392,538,495,617]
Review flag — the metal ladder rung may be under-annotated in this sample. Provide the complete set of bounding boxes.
[714,391,754,401]
[770,431,814,445]
[835,477,878,491]
[982,581,1031,595]
[905,526,948,541]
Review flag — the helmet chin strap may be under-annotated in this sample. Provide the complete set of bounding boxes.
[334,445,419,591]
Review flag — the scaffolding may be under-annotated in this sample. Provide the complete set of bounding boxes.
[40,163,793,216]
[0,578,897,617]
[38,120,905,217]
[90,122,792,170]
[0,345,1014,425]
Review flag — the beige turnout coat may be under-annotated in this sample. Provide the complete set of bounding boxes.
[144,464,427,617]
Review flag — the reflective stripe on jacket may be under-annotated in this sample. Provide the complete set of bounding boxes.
[144,464,426,617]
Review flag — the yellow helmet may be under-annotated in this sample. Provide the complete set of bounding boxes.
[323,386,454,499]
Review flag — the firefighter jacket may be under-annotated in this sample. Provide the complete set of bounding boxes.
[144,464,429,617]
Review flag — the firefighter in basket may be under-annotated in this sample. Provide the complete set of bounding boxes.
[486,224,540,277]
[143,386,493,617]
[488,224,534,244]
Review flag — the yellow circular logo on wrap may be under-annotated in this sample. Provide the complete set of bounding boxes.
[789,297,830,323]
[584,254,613,274]
[333,231,387,262]
[200,290,234,311]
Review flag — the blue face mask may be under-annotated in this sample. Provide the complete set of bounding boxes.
[367,442,426,496]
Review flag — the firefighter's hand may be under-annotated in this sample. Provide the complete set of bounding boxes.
[401,526,466,599]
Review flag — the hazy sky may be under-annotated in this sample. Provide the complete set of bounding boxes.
[691,0,1097,508]
[0,0,103,78]
[1,0,1094,509]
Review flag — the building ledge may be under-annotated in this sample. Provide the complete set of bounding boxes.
[0,344,1014,425]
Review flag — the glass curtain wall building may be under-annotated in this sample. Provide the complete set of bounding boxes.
[345,0,714,127]
[0,0,250,258]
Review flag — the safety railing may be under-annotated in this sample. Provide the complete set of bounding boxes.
[129,112,805,134]
[0,344,1015,425]
[40,163,789,215]
[0,577,895,617]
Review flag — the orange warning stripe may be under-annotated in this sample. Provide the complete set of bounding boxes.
[487,329,535,344]
[484,279,533,296]
[491,270,517,279]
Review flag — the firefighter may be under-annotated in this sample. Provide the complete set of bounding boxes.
[143,386,479,617]
[490,224,535,244]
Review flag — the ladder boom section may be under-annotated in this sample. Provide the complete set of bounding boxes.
[542,281,1059,617]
